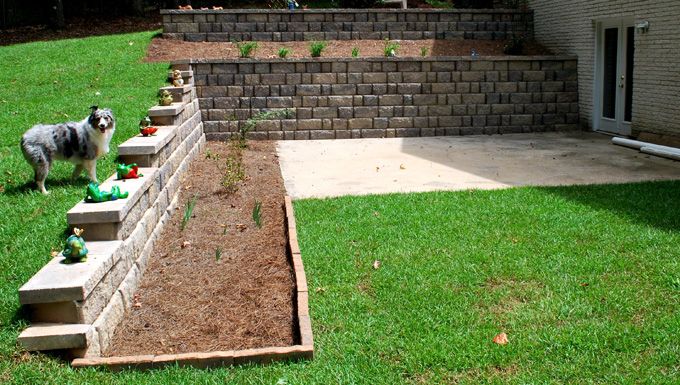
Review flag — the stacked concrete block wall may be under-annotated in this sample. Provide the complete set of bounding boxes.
[528,0,680,143]
[17,69,206,357]
[188,56,578,140]
[161,9,533,42]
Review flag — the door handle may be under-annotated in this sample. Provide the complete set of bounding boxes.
[619,75,625,88]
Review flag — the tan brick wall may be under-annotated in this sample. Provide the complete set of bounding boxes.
[191,57,579,140]
[528,0,680,140]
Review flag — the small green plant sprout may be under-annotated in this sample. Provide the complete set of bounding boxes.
[181,195,198,231]
[252,200,263,228]
[420,47,429,57]
[384,39,399,57]
[215,247,222,261]
[351,47,359,57]
[309,41,328,58]
[425,0,454,8]
[278,47,291,58]
[239,108,295,148]
[222,154,245,193]
[235,41,258,58]
[204,148,220,160]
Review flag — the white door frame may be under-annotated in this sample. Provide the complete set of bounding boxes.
[593,16,634,135]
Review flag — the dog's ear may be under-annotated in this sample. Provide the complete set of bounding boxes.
[90,105,99,113]
[103,109,115,123]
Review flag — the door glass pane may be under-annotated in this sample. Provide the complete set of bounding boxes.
[602,27,618,119]
[625,26,634,122]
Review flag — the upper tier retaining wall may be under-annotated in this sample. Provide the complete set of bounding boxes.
[161,9,533,42]
[180,56,580,140]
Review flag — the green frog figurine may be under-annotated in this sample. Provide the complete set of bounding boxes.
[159,90,174,106]
[63,228,88,263]
[116,163,143,179]
[85,182,129,203]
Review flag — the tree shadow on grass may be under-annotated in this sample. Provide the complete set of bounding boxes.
[538,180,680,233]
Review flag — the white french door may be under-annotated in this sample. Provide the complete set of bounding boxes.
[594,19,635,135]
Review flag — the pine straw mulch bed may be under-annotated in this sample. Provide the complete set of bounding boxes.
[145,38,552,62]
[105,140,296,356]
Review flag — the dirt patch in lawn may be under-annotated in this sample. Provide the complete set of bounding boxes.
[105,140,296,356]
[145,38,551,62]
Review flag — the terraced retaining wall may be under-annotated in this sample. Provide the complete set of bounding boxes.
[181,56,579,140]
[161,9,533,42]
[17,70,206,358]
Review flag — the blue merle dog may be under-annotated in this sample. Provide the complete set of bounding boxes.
[20,106,115,194]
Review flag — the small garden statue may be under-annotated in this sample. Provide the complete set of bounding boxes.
[85,182,129,203]
[116,163,143,179]
[140,125,158,136]
[288,0,298,10]
[171,69,184,87]
[139,116,158,136]
[159,90,174,106]
[63,228,88,263]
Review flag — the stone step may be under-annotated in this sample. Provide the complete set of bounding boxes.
[19,241,122,305]
[149,102,185,117]
[160,85,193,104]
[67,168,160,240]
[18,323,91,351]
[118,126,177,167]
[149,102,187,126]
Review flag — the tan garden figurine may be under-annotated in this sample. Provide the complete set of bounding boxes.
[171,69,184,87]
[158,90,173,106]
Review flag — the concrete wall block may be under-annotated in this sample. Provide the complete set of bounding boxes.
[309,130,335,140]
[328,95,354,107]
[312,107,338,119]
[296,84,321,95]
[266,97,293,108]
[331,84,356,95]
[348,118,373,129]
[389,117,414,128]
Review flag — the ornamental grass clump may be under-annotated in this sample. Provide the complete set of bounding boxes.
[309,41,328,58]
[278,47,291,58]
[236,41,258,58]
[384,39,399,57]
[252,200,263,228]
[181,195,198,231]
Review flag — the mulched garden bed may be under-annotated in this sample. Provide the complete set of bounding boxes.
[145,38,551,62]
[105,140,296,357]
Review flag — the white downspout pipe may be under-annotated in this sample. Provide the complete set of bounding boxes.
[612,137,680,161]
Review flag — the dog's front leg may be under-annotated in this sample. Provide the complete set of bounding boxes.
[83,160,98,183]
[72,164,84,180]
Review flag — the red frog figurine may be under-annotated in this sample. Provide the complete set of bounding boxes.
[139,116,158,136]
[140,126,158,136]
[116,163,143,179]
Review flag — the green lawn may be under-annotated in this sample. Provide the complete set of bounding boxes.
[2,32,680,384]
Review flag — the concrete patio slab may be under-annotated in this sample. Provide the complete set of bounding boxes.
[277,132,680,199]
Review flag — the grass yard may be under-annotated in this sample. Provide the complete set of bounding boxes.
[1,32,679,384]
[0,30,167,377]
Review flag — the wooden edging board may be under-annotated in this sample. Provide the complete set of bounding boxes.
[71,196,313,370]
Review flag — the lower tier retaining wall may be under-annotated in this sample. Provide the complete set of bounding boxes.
[180,56,579,140]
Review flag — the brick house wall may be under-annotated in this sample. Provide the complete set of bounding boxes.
[528,0,680,144]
